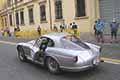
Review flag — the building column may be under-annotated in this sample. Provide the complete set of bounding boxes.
[48,0,52,30]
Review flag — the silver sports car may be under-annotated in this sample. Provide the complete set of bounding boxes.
[17,32,103,74]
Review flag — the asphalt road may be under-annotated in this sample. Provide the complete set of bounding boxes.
[0,42,120,80]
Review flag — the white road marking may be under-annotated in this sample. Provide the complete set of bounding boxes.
[101,58,120,65]
[0,41,16,45]
[104,60,120,65]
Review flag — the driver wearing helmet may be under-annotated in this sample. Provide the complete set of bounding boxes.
[39,38,48,52]
[34,38,48,60]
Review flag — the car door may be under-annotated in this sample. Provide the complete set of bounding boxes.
[23,46,31,56]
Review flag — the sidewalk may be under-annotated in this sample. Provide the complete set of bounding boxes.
[0,33,32,43]
[0,32,120,44]
[80,32,120,45]
[80,32,120,60]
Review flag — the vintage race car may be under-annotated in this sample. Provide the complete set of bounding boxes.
[17,32,103,74]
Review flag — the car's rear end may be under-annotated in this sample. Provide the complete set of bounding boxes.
[56,34,103,72]
[57,49,101,72]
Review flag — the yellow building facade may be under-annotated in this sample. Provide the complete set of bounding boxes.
[0,0,100,36]
[0,0,7,30]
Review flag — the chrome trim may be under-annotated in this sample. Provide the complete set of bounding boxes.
[60,65,94,72]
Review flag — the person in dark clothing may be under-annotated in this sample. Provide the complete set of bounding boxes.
[110,18,119,42]
[14,26,20,32]
[37,25,41,36]
[39,38,48,52]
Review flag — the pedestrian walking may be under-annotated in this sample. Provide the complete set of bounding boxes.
[95,19,105,43]
[72,22,78,35]
[37,25,41,36]
[110,18,119,42]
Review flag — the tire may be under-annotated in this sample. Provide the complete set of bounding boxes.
[18,47,27,62]
[46,57,60,74]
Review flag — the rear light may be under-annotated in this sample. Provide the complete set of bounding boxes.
[73,56,78,62]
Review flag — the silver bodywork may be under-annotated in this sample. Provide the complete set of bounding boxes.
[17,32,102,71]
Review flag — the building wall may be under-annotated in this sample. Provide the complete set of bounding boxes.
[0,0,7,10]
[0,0,7,30]
[0,0,100,33]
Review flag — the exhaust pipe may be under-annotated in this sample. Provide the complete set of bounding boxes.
[100,60,104,62]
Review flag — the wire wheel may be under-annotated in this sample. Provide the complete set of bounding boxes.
[46,57,60,74]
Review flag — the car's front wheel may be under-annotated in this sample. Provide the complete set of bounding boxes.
[18,47,27,62]
[46,57,60,74]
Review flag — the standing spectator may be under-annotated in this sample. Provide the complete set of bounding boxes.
[6,27,11,37]
[37,25,41,36]
[16,25,20,31]
[93,21,97,37]
[110,18,119,42]
[62,23,67,30]
[69,23,72,29]
[95,19,105,43]
[14,26,20,37]
[60,21,67,32]
[60,24,64,32]
[69,23,73,33]
[53,24,58,32]
[72,22,78,35]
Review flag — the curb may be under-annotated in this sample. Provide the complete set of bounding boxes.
[101,57,120,65]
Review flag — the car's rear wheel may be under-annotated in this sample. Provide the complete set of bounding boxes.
[46,57,60,74]
[18,47,27,62]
